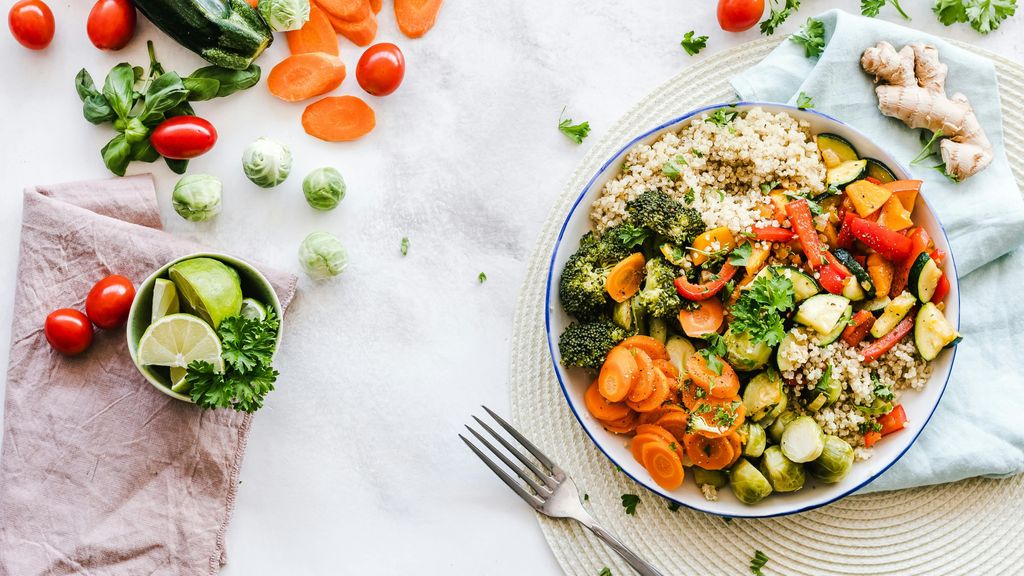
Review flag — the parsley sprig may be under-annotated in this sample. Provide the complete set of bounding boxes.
[706,107,738,127]
[698,333,729,376]
[790,17,826,58]
[621,493,641,515]
[761,0,801,35]
[796,91,814,110]
[680,31,709,56]
[750,550,770,575]
[729,269,796,347]
[862,0,911,19]
[558,108,591,144]
[934,0,1017,34]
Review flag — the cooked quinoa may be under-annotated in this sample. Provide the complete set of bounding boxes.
[591,107,826,233]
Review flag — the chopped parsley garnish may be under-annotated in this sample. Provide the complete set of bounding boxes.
[558,108,591,144]
[934,0,1016,34]
[662,155,688,180]
[583,493,589,501]
[862,0,911,19]
[760,180,780,194]
[796,91,814,109]
[599,568,613,576]
[815,363,833,394]
[478,272,488,283]
[706,107,738,127]
[721,279,736,304]
[683,189,696,204]
[791,17,826,57]
[750,550,770,575]
[698,333,728,376]
[690,148,704,158]
[872,374,895,401]
[714,407,736,427]
[729,269,796,347]
[400,236,409,256]
[680,31,709,55]
[620,493,641,515]
[761,0,801,35]
[728,242,753,266]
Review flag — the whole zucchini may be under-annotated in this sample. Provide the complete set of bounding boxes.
[135,0,273,70]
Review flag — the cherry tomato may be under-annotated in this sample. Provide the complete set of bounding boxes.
[356,43,405,97]
[87,0,136,51]
[8,0,54,50]
[717,0,764,32]
[86,274,136,329]
[150,116,218,160]
[45,309,94,356]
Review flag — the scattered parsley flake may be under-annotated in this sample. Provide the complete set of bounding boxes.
[690,148,704,158]
[706,107,738,127]
[796,91,814,109]
[478,272,487,283]
[584,493,590,501]
[728,242,753,266]
[760,180,780,194]
[699,333,728,376]
[680,31,709,55]
[683,189,696,204]
[599,568,613,576]
[750,550,770,575]
[815,363,833,395]
[791,17,826,58]
[621,493,641,515]
[662,155,688,180]
[558,108,591,144]
[761,0,801,35]
[400,236,409,256]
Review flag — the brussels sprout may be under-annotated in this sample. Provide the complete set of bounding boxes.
[648,317,669,344]
[759,446,806,492]
[807,435,855,483]
[757,388,788,426]
[741,422,767,458]
[302,167,346,211]
[299,231,348,279]
[692,467,727,488]
[171,174,222,222]
[743,370,783,421]
[724,326,772,371]
[242,137,292,188]
[729,458,773,504]
[767,410,798,444]
[781,415,826,463]
[258,0,310,31]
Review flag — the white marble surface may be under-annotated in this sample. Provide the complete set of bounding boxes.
[0,1,1021,574]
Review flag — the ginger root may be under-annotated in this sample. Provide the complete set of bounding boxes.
[861,41,992,182]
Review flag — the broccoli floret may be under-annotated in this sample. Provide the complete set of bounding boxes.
[635,258,683,319]
[558,230,635,320]
[625,190,705,245]
[558,319,627,369]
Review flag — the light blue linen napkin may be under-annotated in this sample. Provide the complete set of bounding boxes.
[732,9,1024,492]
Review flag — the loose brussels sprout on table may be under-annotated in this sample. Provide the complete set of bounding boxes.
[808,435,855,483]
[299,231,348,279]
[759,445,807,492]
[258,0,310,31]
[242,137,292,188]
[171,174,222,222]
[303,167,346,211]
[729,458,773,504]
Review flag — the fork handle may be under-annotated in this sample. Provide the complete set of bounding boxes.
[577,515,664,576]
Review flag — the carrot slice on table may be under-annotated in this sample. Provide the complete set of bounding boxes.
[395,0,443,38]
[317,0,370,21]
[268,52,347,102]
[369,0,382,12]
[638,404,685,426]
[689,395,745,439]
[605,253,645,303]
[626,349,656,403]
[641,441,685,490]
[654,411,689,441]
[584,380,630,422]
[325,8,378,46]
[627,367,670,413]
[287,5,340,56]
[302,96,376,141]
[599,411,638,434]
[685,353,739,399]
[677,298,724,338]
[597,345,638,403]
[620,335,669,361]
[683,433,734,471]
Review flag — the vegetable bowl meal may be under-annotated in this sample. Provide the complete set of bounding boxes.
[546,103,961,516]
[126,253,284,412]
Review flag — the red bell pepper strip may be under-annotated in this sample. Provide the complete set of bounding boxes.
[891,227,931,297]
[751,226,796,243]
[878,404,908,436]
[865,176,882,185]
[818,263,848,295]
[849,217,913,263]
[841,310,876,347]
[785,198,827,269]
[836,213,856,250]
[930,248,946,264]
[674,262,739,301]
[863,430,882,448]
[824,252,852,277]
[861,312,916,363]
[931,273,951,303]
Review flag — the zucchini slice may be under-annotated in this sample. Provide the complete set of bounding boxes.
[870,291,917,338]
[858,295,891,312]
[827,160,868,188]
[841,276,866,301]
[811,304,852,345]
[751,265,820,302]
[795,294,851,335]
[817,134,860,163]
[914,302,960,361]
[908,252,943,303]
[864,158,897,184]
[832,248,875,298]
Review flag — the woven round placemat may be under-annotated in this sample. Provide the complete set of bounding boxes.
[509,37,1024,576]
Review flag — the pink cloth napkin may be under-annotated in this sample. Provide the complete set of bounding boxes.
[0,175,297,576]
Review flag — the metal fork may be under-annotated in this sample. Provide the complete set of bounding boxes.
[460,406,664,576]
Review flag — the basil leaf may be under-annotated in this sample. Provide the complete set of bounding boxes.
[101,133,132,176]
[165,157,189,174]
[139,71,189,126]
[76,69,117,124]
[133,66,144,82]
[187,64,261,98]
[123,117,149,144]
[182,76,221,102]
[167,101,195,118]
[130,139,160,163]
[74,68,99,101]
[102,63,137,121]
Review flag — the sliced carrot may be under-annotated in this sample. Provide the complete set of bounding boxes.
[302,96,376,142]
[620,335,669,361]
[287,5,340,56]
[689,395,745,438]
[268,52,346,102]
[654,411,689,441]
[683,433,734,471]
[677,298,724,338]
[641,441,685,490]
[653,358,679,381]
[394,0,443,38]
[638,404,686,426]
[369,0,382,12]
[317,0,370,21]
[605,253,645,303]
[685,353,739,399]
[679,378,702,411]
[597,345,637,403]
[626,368,670,413]
[584,380,630,422]
[725,431,742,466]
[627,349,656,403]
[635,424,676,444]
[325,8,378,46]
[599,411,638,434]
[630,433,670,463]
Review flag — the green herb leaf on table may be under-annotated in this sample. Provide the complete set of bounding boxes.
[401,236,410,256]
[559,108,592,144]
[102,63,137,121]
[478,272,488,283]
[933,0,1016,33]
[599,568,613,576]
[187,64,262,99]
[750,550,770,575]
[862,0,911,19]
[680,31,709,56]
[790,17,826,58]
[796,91,814,110]
[620,493,641,515]
[761,0,801,35]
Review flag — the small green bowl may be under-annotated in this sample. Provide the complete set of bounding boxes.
[126,252,284,403]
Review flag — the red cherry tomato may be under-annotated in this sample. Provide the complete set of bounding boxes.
[8,0,54,50]
[45,309,94,355]
[356,43,405,97]
[86,274,136,329]
[717,0,764,32]
[150,116,218,160]
[87,0,136,51]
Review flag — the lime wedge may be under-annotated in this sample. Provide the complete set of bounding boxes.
[168,258,242,328]
[239,298,267,321]
[169,366,190,393]
[137,313,224,372]
[151,278,180,322]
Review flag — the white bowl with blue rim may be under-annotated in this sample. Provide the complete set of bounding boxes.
[544,102,960,518]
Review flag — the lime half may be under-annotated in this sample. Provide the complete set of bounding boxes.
[239,298,267,321]
[137,313,224,372]
[168,258,242,328]
[169,366,190,393]
[151,278,180,322]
